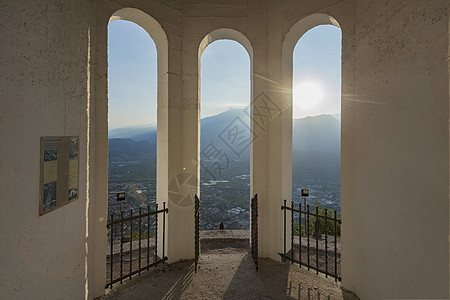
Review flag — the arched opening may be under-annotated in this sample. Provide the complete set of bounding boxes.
[292,24,342,215]
[281,13,343,281]
[109,8,169,212]
[198,29,253,250]
[106,15,158,287]
[291,23,342,277]
[92,7,169,290]
[107,19,157,213]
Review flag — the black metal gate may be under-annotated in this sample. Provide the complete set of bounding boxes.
[106,203,168,288]
[251,194,259,270]
[279,200,341,281]
[194,194,200,273]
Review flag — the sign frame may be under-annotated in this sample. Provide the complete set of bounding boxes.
[301,188,309,197]
[39,136,80,215]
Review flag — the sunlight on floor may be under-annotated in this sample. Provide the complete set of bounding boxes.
[101,252,358,300]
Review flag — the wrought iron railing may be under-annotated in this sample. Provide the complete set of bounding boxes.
[194,194,200,273]
[250,194,258,270]
[279,200,341,281]
[105,203,168,288]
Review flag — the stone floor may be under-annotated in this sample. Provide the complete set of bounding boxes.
[100,248,358,300]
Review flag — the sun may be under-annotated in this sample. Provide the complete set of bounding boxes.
[294,81,324,110]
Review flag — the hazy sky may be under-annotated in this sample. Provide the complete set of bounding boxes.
[108,20,157,129]
[108,20,341,129]
[293,25,341,118]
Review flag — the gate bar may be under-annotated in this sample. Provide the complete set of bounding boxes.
[138,207,142,275]
[120,210,123,284]
[299,203,302,268]
[110,214,114,288]
[129,209,133,280]
[279,201,341,282]
[195,194,200,273]
[291,200,294,264]
[315,206,319,275]
[283,199,287,262]
[162,202,166,263]
[325,208,328,278]
[155,203,158,268]
[334,210,338,282]
[147,205,150,270]
[307,205,310,271]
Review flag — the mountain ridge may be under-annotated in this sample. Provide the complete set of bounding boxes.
[109,108,340,180]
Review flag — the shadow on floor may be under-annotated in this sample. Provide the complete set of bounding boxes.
[101,260,196,300]
[223,254,345,299]
[100,252,359,300]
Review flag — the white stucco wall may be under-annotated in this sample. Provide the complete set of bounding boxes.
[0,0,94,298]
[344,1,449,298]
[278,1,450,299]
[1,0,449,299]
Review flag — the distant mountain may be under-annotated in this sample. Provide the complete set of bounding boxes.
[108,138,156,160]
[293,114,340,154]
[131,129,157,143]
[108,108,340,180]
[292,150,340,182]
[201,108,251,160]
[332,113,341,121]
[109,125,156,140]
[292,114,340,181]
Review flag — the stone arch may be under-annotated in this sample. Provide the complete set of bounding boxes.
[197,28,254,150]
[279,11,342,272]
[196,28,254,225]
[282,14,340,99]
[91,9,170,295]
[198,28,253,61]
[110,7,169,102]
[198,28,254,113]
[282,14,340,106]
[281,13,342,177]
[197,27,254,130]
[281,16,342,194]
[283,14,340,60]
[108,7,169,210]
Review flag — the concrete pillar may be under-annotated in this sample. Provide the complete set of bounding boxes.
[248,0,294,260]
[90,3,109,298]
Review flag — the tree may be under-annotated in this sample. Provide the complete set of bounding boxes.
[293,202,341,238]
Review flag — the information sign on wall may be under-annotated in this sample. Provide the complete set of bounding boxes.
[40,136,79,215]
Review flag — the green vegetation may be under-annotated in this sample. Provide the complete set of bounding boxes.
[293,203,341,237]
[131,231,154,240]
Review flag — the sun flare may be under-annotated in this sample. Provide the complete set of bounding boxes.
[294,81,324,110]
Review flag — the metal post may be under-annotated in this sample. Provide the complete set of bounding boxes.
[138,207,142,274]
[129,209,133,280]
[299,203,302,268]
[303,198,306,229]
[255,194,258,271]
[283,199,287,262]
[334,210,338,282]
[110,214,114,288]
[120,210,123,283]
[162,202,166,264]
[195,195,200,273]
[315,206,319,275]
[155,203,158,268]
[307,205,310,271]
[147,205,150,270]
[251,196,253,261]
[325,208,328,278]
[291,201,294,264]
